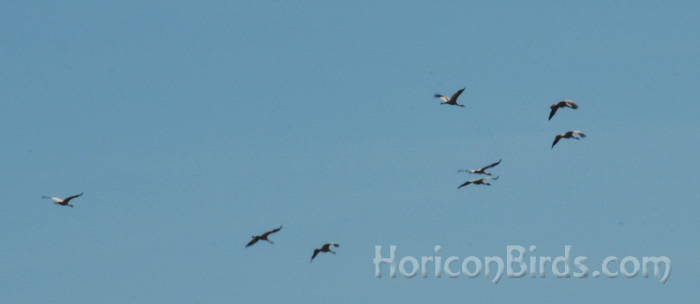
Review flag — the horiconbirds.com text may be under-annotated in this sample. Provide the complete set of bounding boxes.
[373,245,671,284]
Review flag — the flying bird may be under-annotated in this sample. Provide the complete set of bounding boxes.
[551,130,586,148]
[246,225,283,248]
[311,242,339,262]
[434,87,466,107]
[42,192,83,208]
[458,159,502,175]
[458,177,499,189]
[549,100,578,120]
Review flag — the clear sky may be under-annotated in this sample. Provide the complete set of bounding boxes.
[1,1,698,303]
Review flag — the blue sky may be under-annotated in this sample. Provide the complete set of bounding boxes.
[1,1,698,303]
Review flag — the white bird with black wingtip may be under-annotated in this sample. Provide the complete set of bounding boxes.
[42,192,83,208]
[459,159,501,175]
[434,87,466,107]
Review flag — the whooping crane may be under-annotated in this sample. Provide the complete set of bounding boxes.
[42,192,83,208]
[458,159,502,175]
[434,88,466,107]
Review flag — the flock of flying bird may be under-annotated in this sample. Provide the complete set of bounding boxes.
[245,225,338,262]
[41,88,585,263]
[549,100,585,148]
[243,89,585,259]
[435,87,585,189]
[40,192,340,262]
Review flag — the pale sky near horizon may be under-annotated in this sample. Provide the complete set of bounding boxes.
[1,1,698,303]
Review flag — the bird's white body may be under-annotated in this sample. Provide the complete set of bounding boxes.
[46,197,64,203]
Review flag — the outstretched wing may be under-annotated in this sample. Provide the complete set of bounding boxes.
[573,130,586,138]
[551,135,562,148]
[565,100,578,109]
[262,225,282,238]
[458,180,472,189]
[450,88,465,102]
[62,192,83,204]
[548,106,559,120]
[246,236,261,248]
[311,249,321,261]
[482,159,502,170]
